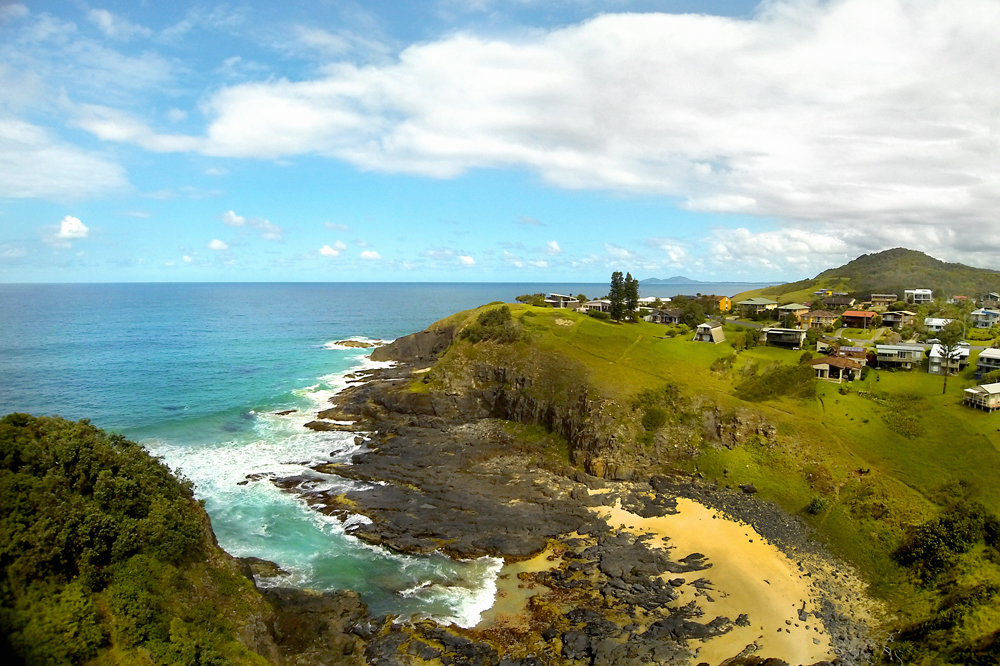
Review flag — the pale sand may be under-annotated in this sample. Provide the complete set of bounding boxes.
[597,498,835,666]
[476,547,563,629]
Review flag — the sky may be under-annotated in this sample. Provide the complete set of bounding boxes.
[1,0,999,283]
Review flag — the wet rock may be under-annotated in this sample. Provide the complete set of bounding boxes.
[263,587,367,665]
[561,631,591,660]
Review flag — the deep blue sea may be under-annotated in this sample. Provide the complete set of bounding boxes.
[0,281,767,624]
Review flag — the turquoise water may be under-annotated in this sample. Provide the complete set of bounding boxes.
[0,281,763,623]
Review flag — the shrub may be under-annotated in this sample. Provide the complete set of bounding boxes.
[641,407,667,432]
[805,497,829,515]
[460,306,521,343]
[515,293,547,307]
[734,364,816,402]
[895,502,997,581]
[587,310,610,320]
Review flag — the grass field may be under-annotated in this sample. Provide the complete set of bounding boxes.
[431,303,1000,660]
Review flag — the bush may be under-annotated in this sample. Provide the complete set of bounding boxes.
[641,407,667,432]
[805,497,829,515]
[460,306,521,344]
[515,293,547,307]
[734,364,816,402]
[587,310,610,320]
[895,502,997,581]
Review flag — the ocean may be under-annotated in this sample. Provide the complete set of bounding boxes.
[0,281,768,624]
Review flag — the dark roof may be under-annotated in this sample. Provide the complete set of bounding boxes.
[823,297,855,305]
[804,310,838,318]
[810,356,862,369]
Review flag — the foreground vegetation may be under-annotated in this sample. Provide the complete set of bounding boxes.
[424,303,1000,665]
[0,414,271,666]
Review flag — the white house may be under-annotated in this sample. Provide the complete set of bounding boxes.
[964,382,1000,411]
[924,317,953,333]
[928,343,971,375]
[975,348,1000,379]
[875,344,925,370]
[693,321,725,343]
[905,288,933,304]
[545,293,579,308]
[971,308,1000,329]
[581,299,611,313]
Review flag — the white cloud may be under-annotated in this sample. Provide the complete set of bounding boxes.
[56,215,89,239]
[360,250,381,260]
[204,166,227,176]
[87,9,152,40]
[208,239,228,250]
[604,243,633,260]
[182,254,193,263]
[325,222,349,231]
[0,244,26,259]
[546,240,561,255]
[166,108,188,122]
[646,238,688,266]
[221,210,245,226]
[354,239,370,247]
[503,250,523,268]
[220,209,282,240]
[0,118,128,198]
[459,255,475,265]
[320,240,347,256]
[80,0,997,257]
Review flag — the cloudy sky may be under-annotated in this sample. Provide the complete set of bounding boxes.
[1,0,998,283]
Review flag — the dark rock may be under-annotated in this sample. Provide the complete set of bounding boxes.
[370,326,456,363]
[739,483,758,494]
[407,639,442,660]
[541,626,559,641]
[561,631,591,660]
[263,587,367,665]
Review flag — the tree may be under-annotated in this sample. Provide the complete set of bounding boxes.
[576,294,588,305]
[936,320,966,395]
[624,273,639,321]
[609,272,625,322]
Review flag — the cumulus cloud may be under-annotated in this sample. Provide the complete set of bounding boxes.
[208,239,228,250]
[222,210,245,226]
[56,215,89,239]
[645,238,688,266]
[459,255,475,265]
[360,250,381,260]
[87,9,152,40]
[320,240,347,256]
[219,209,282,240]
[546,240,561,255]
[604,243,634,260]
[182,254,193,263]
[80,0,1000,263]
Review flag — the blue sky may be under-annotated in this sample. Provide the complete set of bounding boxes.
[2,0,999,283]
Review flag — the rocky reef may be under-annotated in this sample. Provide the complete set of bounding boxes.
[260,325,878,666]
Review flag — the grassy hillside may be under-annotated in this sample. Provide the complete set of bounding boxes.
[734,247,1000,303]
[0,414,274,666]
[425,304,1000,664]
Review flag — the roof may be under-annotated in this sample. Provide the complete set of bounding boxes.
[876,344,925,352]
[547,293,578,300]
[966,382,1000,395]
[655,308,683,317]
[823,297,855,304]
[762,327,806,334]
[839,346,866,354]
[972,308,1000,315]
[906,288,933,293]
[930,344,971,360]
[978,348,1000,360]
[810,356,861,369]
[884,310,916,316]
[778,302,809,310]
[804,309,838,318]
[738,297,778,305]
[842,310,876,318]
[870,293,898,297]
[924,317,953,327]
[697,321,723,329]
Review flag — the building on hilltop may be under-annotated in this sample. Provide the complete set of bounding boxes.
[869,293,898,311]
[776,302,810,324]
[842,310,877,329]
[904,288,933,304]
[875,344,925,370]
[971,308,1000,329]
[924,317,953,333]
[928,343,971,375]
[975,348,1000,379]
[809,356,861,383]
[881,311,916,329]
[760,327,807,348]
[646,308,683,325]
[800,310,838,329]
[693,321,725,343]
[822,296,856,310]
[545,293,580,308]
[737,297,778,316]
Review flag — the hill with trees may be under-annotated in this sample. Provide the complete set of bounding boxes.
[737,248,1000,302]
[0,414,278,665]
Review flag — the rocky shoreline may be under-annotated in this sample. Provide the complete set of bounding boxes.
[255,329,878,666]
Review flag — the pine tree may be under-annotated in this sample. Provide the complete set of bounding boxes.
[624,272,639,321]
[609,271,625,321]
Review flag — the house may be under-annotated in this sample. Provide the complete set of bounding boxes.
[875,344,925,370]
[963,382,1000,412]
[869,293,898,311]
[800,310,839,329]
[948,295,971,305]
[760,327,807,348]
[545,293,579,308]
[693,321,725,343]
[924,317,954,333]
[810,356,861,383]
[975,348,1000,379]
[904,288,933,304]
[813,289,833,297]
[835,346,868,366]
[582,299,611,313]
[822,296,856,310]
[971,308,1000,329]
[983,292,1000,308]
[881,310,916,329]
[842,310,877,329]
[928,343,971,375]
[776,302,810,323]
[713,295,732,312]
[737,297,778,315]
[646,308,683,325]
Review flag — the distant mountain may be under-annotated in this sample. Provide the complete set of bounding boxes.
[755,248,1000,300]
[640,276,701,284]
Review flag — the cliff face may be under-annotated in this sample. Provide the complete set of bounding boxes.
[359,325,772,481]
